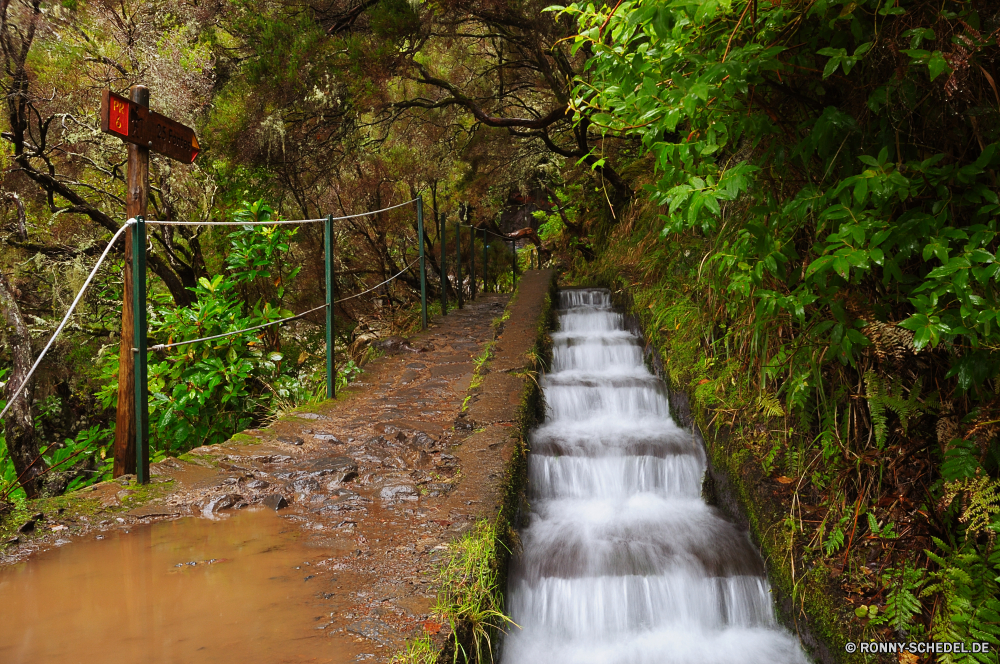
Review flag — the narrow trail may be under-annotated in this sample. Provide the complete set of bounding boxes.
[0,271,554,664]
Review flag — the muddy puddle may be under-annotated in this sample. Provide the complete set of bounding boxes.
[0,509,358,664]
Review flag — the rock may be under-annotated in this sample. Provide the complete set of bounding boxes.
[202,493,242,516]
[292,478,320,493]
[262,494,289,511]
[346,618,395,645]
[379,484,419,503]
[4,536,19,546]
[17,519,36,533]
[303,456,357,477]
[295,413,324,420]
[372,336,421,354]
[314,434,343,443]
[277,436,304,446]
[245,479,269,490]
[252,454,292,464]
[116,474,136,486]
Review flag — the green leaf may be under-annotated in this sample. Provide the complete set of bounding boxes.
[822,55,842,79]
[927,51,950,81]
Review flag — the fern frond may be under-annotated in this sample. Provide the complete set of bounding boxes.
[756,392,785,418]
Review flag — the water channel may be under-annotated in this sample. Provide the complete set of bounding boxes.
[502,289,808,663]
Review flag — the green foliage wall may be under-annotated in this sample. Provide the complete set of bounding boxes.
[560,0,1000,656]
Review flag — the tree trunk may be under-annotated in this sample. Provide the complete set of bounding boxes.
[0,271,44,498]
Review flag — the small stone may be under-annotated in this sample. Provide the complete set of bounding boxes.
[379,484,418,503]
[202,494,242,516]
[245,479,269,490]
[314,434,343,444]
[278,436,305,446]
[262,494,289,511]
[292,478,320,493]
[3,537,19,546]
[17,520,36,534]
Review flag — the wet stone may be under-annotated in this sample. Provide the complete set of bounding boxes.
[262,494,289,511]
[277,436,305,446]
[379,484,418,503]
[202,494,242,516]
[314,434,343,443]
[303,456,357,477]
[292,478,321,493]
[346,618,395,645]
[245,479,269,490]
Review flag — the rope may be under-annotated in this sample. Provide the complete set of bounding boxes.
[145,198,419,227]
[150,259,419,350]
[458,223,512,241]
[334,259,418,303]
[149,304,329,351]
[0,223,131,421]
[1,208,420,421]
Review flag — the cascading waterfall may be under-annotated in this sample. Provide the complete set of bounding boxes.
[502,289,808,664]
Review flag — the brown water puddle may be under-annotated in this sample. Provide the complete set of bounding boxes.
[0,509,359,664]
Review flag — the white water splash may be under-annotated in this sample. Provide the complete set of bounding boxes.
[502,289,808,664]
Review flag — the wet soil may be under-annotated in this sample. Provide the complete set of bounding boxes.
[0,269,554,663]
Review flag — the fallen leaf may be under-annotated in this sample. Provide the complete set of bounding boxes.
[775,476,796,484]
[899,652,919,664]
[423,620,441,634]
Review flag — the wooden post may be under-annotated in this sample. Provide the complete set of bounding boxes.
[325,214,335,398]
[439,212,447,314]
[113,84,149,479]
[132,216,149,484]
[417,198,427,329]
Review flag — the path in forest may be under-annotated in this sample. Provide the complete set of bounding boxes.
[0,270,554,664]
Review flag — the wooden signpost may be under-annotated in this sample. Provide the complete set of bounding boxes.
[101,90,200,164]
[100,86,199,484]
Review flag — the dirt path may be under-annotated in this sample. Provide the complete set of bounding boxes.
[0,270,554,663]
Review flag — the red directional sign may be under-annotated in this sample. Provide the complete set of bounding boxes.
[100,90,200,164]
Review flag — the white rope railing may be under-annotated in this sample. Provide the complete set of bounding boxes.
[333,259,419,303]
[1,200,423,422]
[149,259,419,350]
[149,304,329,351]
[144,198,418,227]
[0,223,131,421]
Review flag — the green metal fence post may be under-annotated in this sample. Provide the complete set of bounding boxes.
[482,229,488,293]
[132,216,149,484]
[417,198,427,329]
[325,214,335,399]
[439,212,447,314]
[456,222,463,309]
[469,225,476,301]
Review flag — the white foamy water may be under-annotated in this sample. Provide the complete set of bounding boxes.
[502,289,807,664]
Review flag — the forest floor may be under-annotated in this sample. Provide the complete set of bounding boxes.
[0,270,554,663]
